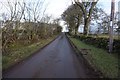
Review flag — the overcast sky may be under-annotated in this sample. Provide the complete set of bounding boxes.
[45,0,119,18]
[0,0,119,32]
[44,0,119,27]
[0,0,119,25]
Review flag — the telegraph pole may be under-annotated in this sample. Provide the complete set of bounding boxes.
[109,0,115,53]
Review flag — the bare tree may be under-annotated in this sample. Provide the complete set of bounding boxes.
[1,0,60,54]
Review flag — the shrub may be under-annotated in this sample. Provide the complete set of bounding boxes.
[77,35,120,53]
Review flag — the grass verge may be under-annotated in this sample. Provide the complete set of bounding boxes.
[2,35,57,70]
[69,37,118,78]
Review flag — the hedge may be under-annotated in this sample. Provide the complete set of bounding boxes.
[73,35,120,53]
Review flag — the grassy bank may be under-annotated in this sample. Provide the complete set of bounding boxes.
[2,35,57,70]
[69,37,118,78]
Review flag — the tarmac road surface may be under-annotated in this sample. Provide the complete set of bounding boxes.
[3,33,99,78]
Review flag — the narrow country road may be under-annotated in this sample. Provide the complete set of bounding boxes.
[3,33,99,78]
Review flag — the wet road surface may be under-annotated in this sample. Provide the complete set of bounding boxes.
[3,33,99,78]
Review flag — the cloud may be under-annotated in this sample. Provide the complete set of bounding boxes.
[45,0,72,18]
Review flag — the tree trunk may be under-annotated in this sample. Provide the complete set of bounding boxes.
[75,28,77,35]
[83,18,89,36]
[75,22,80,36]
